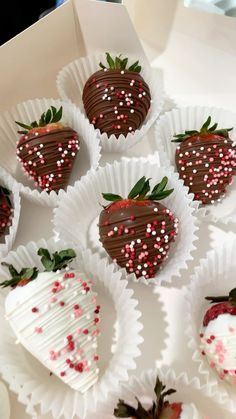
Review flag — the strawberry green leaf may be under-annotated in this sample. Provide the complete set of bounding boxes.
[137,178,151,200]
[38,248,76,272]
[106,52,115,69]
[0,262,38,288]
[128,60,139,71]
[201,116,211,132]
[121,57,128,70]
[128,176,147,199]
[52,106,63,123]
[102,193,122,202]
[45,108,52,124]
[15,121,32,130]
[151,177,168,195]
[114,399,139,418]
[99,62,106,69]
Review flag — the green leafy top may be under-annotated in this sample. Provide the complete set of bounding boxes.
[102,176,173,204]
[205,288,236,305]
[99,53,141,73]
[15,105,63,134]
[172,116,233,143]
[114,375,176,418]
[38,248,76,272]
[0,186,11,207]
[0,263,38,288]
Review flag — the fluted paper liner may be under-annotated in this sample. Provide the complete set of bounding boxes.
[0,98,101,207]
[57,52,164,153]
[0,379,10,419]
[0,167,21,258]
[185,236,236,413]
[155,106,236,223]
[0,238,143,419]
[86,366,228,418]
[53,155,199,286]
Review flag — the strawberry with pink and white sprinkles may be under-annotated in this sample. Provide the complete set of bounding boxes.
[1,248,101,393]
[199,288,236,386]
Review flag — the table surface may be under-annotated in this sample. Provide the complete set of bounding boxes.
[4,25,236,419]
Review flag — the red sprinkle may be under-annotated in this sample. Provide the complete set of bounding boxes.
[32,307,38,313]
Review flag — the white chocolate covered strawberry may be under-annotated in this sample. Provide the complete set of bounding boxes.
[200,288,236,385]
[1,248,101,393]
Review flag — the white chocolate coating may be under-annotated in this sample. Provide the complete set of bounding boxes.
[181,402,205,418]
[200,313,236,385]
[5,270,100,393]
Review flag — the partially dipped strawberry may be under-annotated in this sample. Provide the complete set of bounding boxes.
[0,187,13,239]
[82,53,151,137]
[200,288,236,385]
[16,106,80,193]
[1,248,101,392]
[173,116,236,205]
[114,375,190,418]
[99,176,178,280]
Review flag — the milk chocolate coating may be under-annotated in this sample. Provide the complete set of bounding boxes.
[0,187,13,239]
[99,201,178,280]
[82,69,151,137]
[175,135,236,205]
[16,128,80,193]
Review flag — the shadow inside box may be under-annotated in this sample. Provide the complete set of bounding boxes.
[130,282,168,371]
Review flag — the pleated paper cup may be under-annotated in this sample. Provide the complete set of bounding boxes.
[53,155,199,286]
[0,380,10,419]
[0,238,143,419]
[0,167,21,258]
[0,98,101,207]
[185,236,236,413]
[155,106,236,224]
[57,52,164,153]
[86,367,227,418]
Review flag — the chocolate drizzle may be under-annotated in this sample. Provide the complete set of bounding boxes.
[0,187,13,239]
[82,69,151,137]
[16,127,80,193]
[99,201,178,279]
[175,135,236,204]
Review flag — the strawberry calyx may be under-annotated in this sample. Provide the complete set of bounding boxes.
[0,263,38,288]
[99,52,141,73]
[203,288,236,327]
[15,105,63,135]
[102,176,174,210]
[172,116,233,143]
[114,375,177,418]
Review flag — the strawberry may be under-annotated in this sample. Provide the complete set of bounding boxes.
[15,105,80,193]
[82,53,151,137]
[114,375,183,418]
[173,116,236,205]
[200,288,236,385]
[0,186,13,238]
[1,248,100,392]
[99,176,178,280]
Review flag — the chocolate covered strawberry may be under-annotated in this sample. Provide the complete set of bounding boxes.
[173,116,236,205]
[200,288,236,385]
[82,53,151,137]
[99,176,178,280]
[16,106,80,193]
[114,375,200,418]
[0,186,13,239]
[1,248,101,392]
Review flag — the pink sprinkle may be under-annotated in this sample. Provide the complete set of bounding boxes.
[35,327,43,334]
[49,297,57,303]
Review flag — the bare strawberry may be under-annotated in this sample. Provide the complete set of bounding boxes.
[99,176,178,280]
[173,116,236,205]
[15,106,80,193]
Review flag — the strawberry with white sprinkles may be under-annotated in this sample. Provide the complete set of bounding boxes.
[82,53,151,137]
[114,374,203,418]
[173,116,236,204]
[15,106,80,193]
[99,176,178,280]
[0,186,13,239]
[200,288,236,386]
[1,248,101,392]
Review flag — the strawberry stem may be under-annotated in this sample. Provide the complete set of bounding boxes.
[172,116,233,143]
[99,53,142,73]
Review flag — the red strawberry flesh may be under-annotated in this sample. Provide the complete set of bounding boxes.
[159,402,183,418]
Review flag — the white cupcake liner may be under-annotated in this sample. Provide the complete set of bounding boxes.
[86,366,228,418]
[53,154,199,286]
[0,98,101,207]
[0,237,143,419]
[155,106,236,224]
[185,236,236,413]
[0,379,10,419]
[57,52,164,153]
[0,167,21,258]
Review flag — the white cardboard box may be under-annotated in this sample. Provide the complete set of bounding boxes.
[1,1,236,418]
